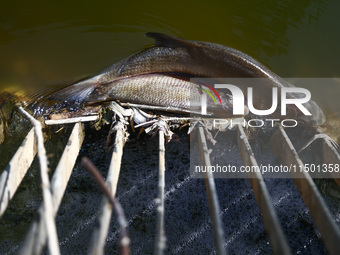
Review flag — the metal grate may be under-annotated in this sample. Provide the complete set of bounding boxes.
[1,106,340,254]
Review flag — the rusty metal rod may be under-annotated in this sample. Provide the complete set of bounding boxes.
[88,122,126,255]
[0,128,37,217]
[198,126,227,255]
[82,157,130,255]
[236,125,291,255]
[320,137,340,186]
[270,126,340,255]
[119,102,205,116]
[18,106,60,255]
[19,122,85,255]
[154,130,166,255]
[313,129,340,186]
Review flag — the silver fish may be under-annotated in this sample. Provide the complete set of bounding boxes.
[42,33,325,125]
[87,73,240,117]
[38,74,241,117]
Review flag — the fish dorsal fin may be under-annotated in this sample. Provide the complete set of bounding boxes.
[145,32,199,49]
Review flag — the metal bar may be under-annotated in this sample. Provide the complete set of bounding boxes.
[19,122,84,255]
[45,115,98,125]
[0,128,36,217]
[270,126,340,255]
[236,125,291,255]
[88,123,126,255]
[18,107,60,255]
[154,130,166,255]
[119,102,208,116]
[51,122,85,209]
[316,135,340,186]
[198,126,227,255]
[83,157,130,255]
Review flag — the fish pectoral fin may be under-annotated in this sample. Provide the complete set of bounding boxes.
[46,78,99,104]
[145,32,199,49]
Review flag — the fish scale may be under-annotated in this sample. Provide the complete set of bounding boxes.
[89,74,232,116]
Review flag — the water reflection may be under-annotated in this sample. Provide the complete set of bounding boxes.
[0,1,340,253]
[0,1,336,118]
[228,0,328,60]
[0,0,331,90]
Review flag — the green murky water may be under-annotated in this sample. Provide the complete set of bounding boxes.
[1,1,340,253]
[1,0,339,85]
[1,0,340,139]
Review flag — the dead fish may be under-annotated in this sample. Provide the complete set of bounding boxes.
[41,33,325,125]
[86,73,244,118]
[37,74,242,117]
[99,33,288,82]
